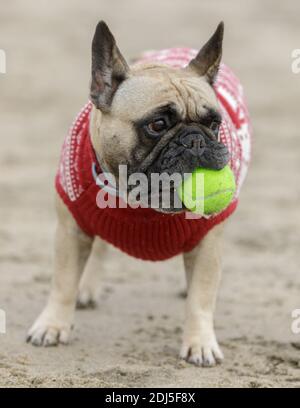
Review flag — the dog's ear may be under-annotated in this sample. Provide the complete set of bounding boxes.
[90,21,129,111]
[187,22,224,84]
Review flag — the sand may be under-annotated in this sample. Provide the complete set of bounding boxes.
[0,0,300,388]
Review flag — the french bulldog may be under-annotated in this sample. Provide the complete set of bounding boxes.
[27,21,250,367]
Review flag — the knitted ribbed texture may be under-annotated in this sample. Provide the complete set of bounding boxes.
[55,48,251,261]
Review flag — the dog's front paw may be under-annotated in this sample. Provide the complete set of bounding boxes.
[26,308,73,347]
[179,335,224,367]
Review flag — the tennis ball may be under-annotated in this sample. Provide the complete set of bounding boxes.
[177,165,236,215]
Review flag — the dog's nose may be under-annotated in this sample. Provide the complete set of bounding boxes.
[181,133,206,158]
[190,137,206,157]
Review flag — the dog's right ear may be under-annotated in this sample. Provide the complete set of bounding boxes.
[186,22,224,84]
[90,21,129,112]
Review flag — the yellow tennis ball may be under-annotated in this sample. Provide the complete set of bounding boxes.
[177,165,236,215]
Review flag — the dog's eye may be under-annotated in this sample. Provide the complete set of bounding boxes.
[210,121,220,136]
[147,118,168,135]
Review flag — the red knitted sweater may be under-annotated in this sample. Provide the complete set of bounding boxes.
[56,49,251,261]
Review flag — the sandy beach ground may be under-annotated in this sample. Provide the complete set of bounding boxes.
[1,0,300,387]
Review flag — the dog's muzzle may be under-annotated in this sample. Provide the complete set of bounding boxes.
[149,125,230,177]
[126,125,230,213]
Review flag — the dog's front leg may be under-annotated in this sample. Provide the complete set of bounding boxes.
[27,196,93,346]
[180,222,225,367]
[77,238,107,309]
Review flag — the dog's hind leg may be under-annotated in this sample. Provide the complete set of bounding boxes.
[76,238,107,309]
[27,194,94,346]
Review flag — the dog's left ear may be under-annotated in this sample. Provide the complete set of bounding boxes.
[90,21,130,112]
[186,22,224,84]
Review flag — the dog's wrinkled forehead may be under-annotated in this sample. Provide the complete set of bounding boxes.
[110,64,219,122]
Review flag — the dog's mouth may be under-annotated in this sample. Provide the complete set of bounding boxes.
[126,125,230,213]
